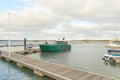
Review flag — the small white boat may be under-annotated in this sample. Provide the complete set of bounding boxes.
[103,54,114,61]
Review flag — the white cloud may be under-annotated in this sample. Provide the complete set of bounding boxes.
[0,0,120,40]
[41,0,120,22]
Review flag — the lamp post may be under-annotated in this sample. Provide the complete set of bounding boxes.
[8,13,10,57]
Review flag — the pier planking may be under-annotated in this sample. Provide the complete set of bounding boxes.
[0,51,116,80]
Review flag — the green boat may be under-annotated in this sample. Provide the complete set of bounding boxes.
[39,39,71,52]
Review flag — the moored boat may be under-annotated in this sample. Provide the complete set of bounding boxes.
[106,39,120,55]
[39,38,71,52]
[103,39,120,63]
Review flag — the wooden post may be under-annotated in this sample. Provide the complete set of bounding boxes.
[17,63,24,67]
[34,70,44,77]
[0,56,2,59]
[24,37,27,50]
[5,58,10,62]
[115,57,120,64]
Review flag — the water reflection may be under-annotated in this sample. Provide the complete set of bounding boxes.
[40,51,70,65]
[40,51,70,57]
[104,61,116,66]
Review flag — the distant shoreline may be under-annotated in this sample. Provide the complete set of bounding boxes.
[0,40,110,43]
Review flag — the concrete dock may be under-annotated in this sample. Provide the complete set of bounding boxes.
[0,51,116,80]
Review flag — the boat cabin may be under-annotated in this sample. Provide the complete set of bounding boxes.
[55,41,68,44]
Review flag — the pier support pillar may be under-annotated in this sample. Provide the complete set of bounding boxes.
[115,57,120,64]
[0,56,2,59]
[5,58,10,62]
[34,70,44,77]
[17,63,24,68]
[56,79,62,80]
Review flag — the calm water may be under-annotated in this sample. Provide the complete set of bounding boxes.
[0,42,120,80]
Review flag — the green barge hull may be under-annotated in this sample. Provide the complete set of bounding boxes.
[39,40,71,52]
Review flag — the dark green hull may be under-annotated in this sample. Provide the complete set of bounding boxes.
[39,44,71,52]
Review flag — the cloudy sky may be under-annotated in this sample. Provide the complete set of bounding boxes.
[0,0,120,40]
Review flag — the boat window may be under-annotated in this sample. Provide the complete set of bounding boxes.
[55,41,68,44]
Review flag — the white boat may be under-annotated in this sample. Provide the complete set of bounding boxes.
[106,39,120,56]
[106,39,120,48]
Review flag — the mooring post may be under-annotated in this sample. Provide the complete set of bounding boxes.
[24,37,27,50]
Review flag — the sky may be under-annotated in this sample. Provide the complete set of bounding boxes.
[0,0,120,40]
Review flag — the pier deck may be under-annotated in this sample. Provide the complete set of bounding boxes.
[0,51,116,80]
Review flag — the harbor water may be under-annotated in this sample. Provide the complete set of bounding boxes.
[0,41,120,80]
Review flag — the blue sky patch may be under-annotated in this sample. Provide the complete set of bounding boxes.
[0,0,27,11]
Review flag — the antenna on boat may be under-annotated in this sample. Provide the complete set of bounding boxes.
[63,37,65,40]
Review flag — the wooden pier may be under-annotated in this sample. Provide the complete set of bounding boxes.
[15,48,40,55]
[0,51,116,80]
